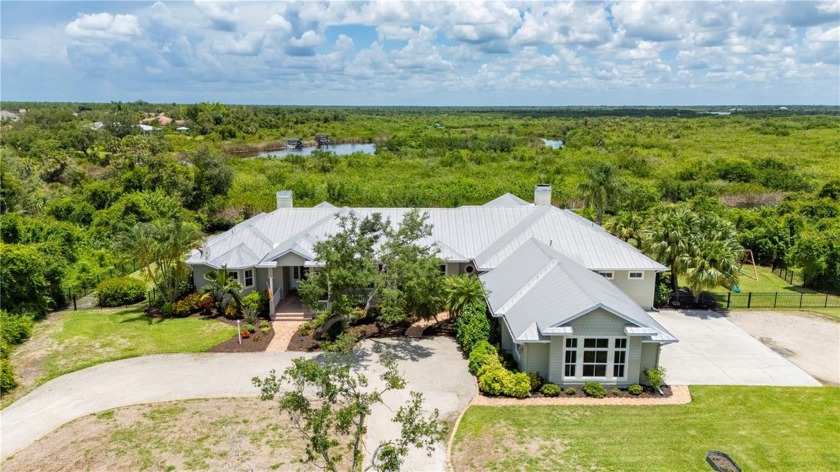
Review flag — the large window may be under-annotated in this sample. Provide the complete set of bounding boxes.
[244,269,254,288]
[563,337,629,380]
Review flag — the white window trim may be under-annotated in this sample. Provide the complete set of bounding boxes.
[243,269,254,288]
[628,271,645,280]
[562,336,629,382]
[598,271,615,280]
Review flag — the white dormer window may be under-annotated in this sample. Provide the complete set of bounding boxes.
[598,271,614,280]
[628,271,644,280]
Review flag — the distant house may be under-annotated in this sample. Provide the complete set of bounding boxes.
[176,126,189,133]
[141,113,173,126]
[138,124,156,135]
[187,185,675,386]
[90,122,105,131]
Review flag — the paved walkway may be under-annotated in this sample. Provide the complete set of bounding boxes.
[0,337,474,471]
[651,310,821,386]
[265,320,304,352]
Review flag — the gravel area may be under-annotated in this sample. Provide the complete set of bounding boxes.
[726,310,840,386]
[471,385,691,406]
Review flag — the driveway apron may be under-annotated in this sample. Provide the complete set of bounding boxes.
[651,310,821,386]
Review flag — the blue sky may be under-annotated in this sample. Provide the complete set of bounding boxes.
[1,1,838,105]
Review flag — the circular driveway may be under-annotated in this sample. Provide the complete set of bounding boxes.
[0,336,475,468]
[651,310,821,386]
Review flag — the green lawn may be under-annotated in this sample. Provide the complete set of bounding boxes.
[732,265,798,293]
[44,308,236,382]
[453,386,840,471]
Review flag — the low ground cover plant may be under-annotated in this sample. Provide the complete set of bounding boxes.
[628,384,644,396]
[540,383,561,397]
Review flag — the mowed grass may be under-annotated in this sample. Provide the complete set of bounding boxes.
[44,308,236,381]
[453,386,840,471]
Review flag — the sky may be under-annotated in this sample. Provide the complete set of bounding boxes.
[1,1,838,106]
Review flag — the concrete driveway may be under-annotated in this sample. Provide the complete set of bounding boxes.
[651,310,821,386]
[0,336,474,469]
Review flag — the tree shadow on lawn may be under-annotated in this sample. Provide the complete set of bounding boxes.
[354,338,434,367]
[118,313,167,325]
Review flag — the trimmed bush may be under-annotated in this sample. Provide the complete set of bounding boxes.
[565,387,577,396]
[454,301,491,353]
[477,356,530,398]
[628,384,644,396]
[182,293,201,311]
[611,387,621,396]
[172,299,191,317]
[583,381,607,398]
[243,323,256,333]
[540,383,561,397]
[97,277,145,307]
[242,291,270,317]
[0,310,34,345]
[259,320,271,334]
[468,340,497,374]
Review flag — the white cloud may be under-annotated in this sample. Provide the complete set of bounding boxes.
[289,30,324,48]
[65,12,141,41]
[213,33,264,56]
[194,0,239,31]
[266,13,292,34]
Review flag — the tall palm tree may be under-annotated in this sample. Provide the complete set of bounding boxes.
[578,163,621,225]
[201,266,243,311]
[116,218,202,303]
[444,275,486,317]
[643,205,699,293]
[683,217,743,299]
[604,211,645,248]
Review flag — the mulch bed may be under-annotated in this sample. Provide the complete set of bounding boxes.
[207,316,275,353]
[286,317,451,352]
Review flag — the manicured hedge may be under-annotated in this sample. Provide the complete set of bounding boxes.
[454,300,491,354]
[97,277,146,307]
[476,355,531,398]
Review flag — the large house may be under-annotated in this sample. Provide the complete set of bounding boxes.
[187,185,676,386]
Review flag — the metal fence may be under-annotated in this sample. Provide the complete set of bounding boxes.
[710,291,840,309]
[772,266,803,286]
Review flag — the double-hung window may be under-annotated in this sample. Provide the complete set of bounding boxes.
[564,337,629,380]
[228,271,238,281]
[244,269,254,288]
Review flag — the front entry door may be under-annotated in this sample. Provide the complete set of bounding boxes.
[290,266,308,290]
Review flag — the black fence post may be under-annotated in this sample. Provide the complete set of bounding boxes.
[826,294,830,308]
[73,294,77,311]
[747,292,752,309]
[799,292,804,308]
[727,292,731,309]
[773,292,778,308]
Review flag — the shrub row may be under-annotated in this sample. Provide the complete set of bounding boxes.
[476,355,531,398]
[454,300,490,354]
[97,277,146,307]
[1,310,35,394]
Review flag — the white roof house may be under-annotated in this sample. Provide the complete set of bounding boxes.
[188,185,673,386]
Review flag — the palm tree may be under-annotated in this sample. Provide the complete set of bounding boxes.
[201,266,243,312]
[444,275,486,317]
[682,216,743,299]
[604,211,645,248]
[578,163,621,225]
[116,218,202,304]
[643,205,699,293]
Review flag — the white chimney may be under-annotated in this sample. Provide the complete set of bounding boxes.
[534,184,552,206]
[276,190,293,209]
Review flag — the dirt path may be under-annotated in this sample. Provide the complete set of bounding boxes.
[726,310,840,386]
[3,311,68,408]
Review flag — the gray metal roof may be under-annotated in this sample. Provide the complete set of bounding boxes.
[187,195,665,272]
[483,193,531,206]
[480,239,676,344]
